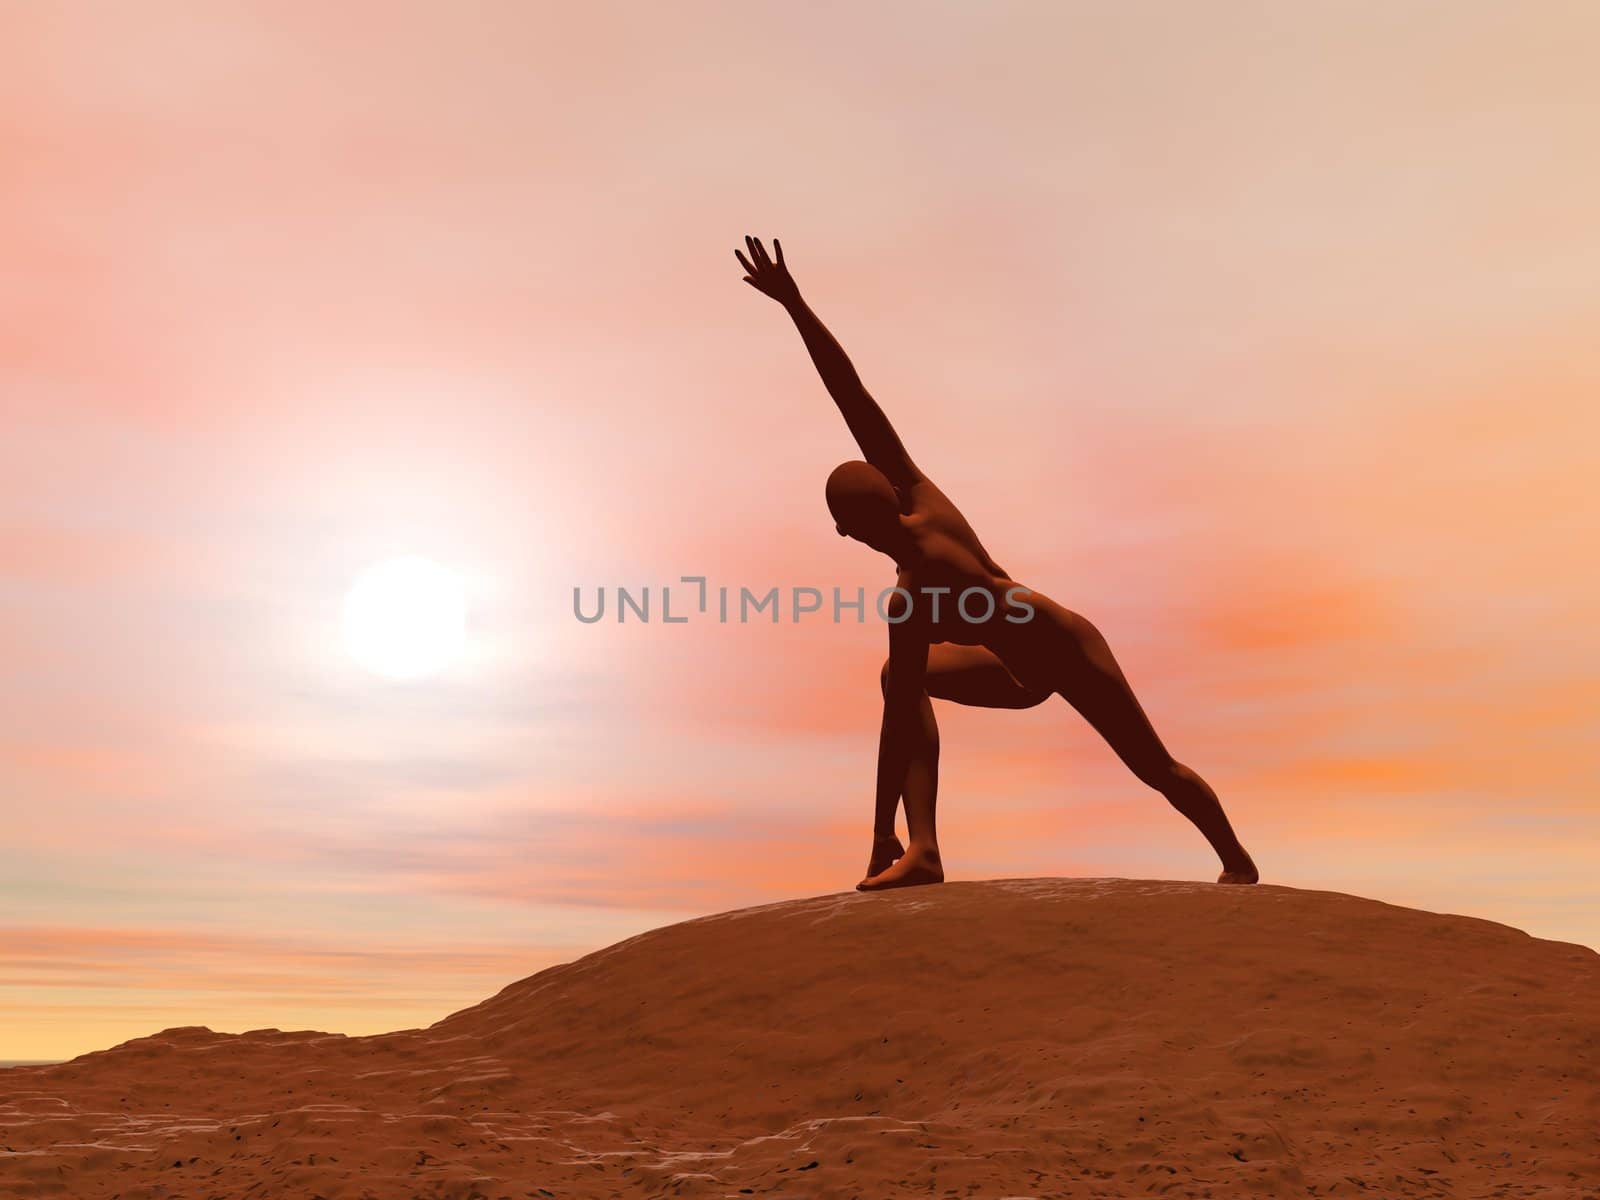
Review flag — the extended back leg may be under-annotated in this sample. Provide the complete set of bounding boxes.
[1053,615,1258,883]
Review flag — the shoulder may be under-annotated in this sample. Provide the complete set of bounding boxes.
[889,462,937,497]
[902,474,963,519]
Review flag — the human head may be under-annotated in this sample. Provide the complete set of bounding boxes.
[825,460,905,557]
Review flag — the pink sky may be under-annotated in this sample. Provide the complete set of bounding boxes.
[4,2,1599,1059]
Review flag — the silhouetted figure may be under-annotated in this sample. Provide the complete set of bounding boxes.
[736,236,1259,891]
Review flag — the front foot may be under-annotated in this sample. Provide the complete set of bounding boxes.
[865,832,905,879]
[857,844,944,892]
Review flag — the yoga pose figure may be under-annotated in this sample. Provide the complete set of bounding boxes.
[735,236,1259,891]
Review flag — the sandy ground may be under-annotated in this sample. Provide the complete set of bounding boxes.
[2,878,1596,1199]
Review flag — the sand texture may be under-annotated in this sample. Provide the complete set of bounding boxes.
[3,878,1596,1198]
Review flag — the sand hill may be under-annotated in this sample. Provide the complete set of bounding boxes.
[2,878,1596,1198]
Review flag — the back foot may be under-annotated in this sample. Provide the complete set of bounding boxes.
[1217,849,1260,885]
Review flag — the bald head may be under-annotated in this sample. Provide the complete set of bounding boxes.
[825,460,902,549]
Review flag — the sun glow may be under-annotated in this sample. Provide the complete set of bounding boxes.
[341,556,467,680]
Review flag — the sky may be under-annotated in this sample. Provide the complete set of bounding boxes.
[3,1,1598,1060]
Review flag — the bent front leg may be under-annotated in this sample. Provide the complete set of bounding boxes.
[859,662,945,891]
[875,659,941,845]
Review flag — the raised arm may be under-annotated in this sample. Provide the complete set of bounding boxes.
[735,236,922,490]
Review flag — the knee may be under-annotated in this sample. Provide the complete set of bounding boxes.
[1133,755,1185,792]
[879,656,892,697]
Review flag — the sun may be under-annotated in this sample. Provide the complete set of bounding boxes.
[342,556,467,680]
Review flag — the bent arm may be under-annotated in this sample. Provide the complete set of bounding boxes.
[784,296,922,491]
[873,614,929,835]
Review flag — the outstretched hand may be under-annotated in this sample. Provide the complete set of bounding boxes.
[734,235,800,306]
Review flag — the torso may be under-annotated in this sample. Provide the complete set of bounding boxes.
[886,478,1038,651]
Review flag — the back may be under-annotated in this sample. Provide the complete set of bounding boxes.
[899,476,1011,582]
